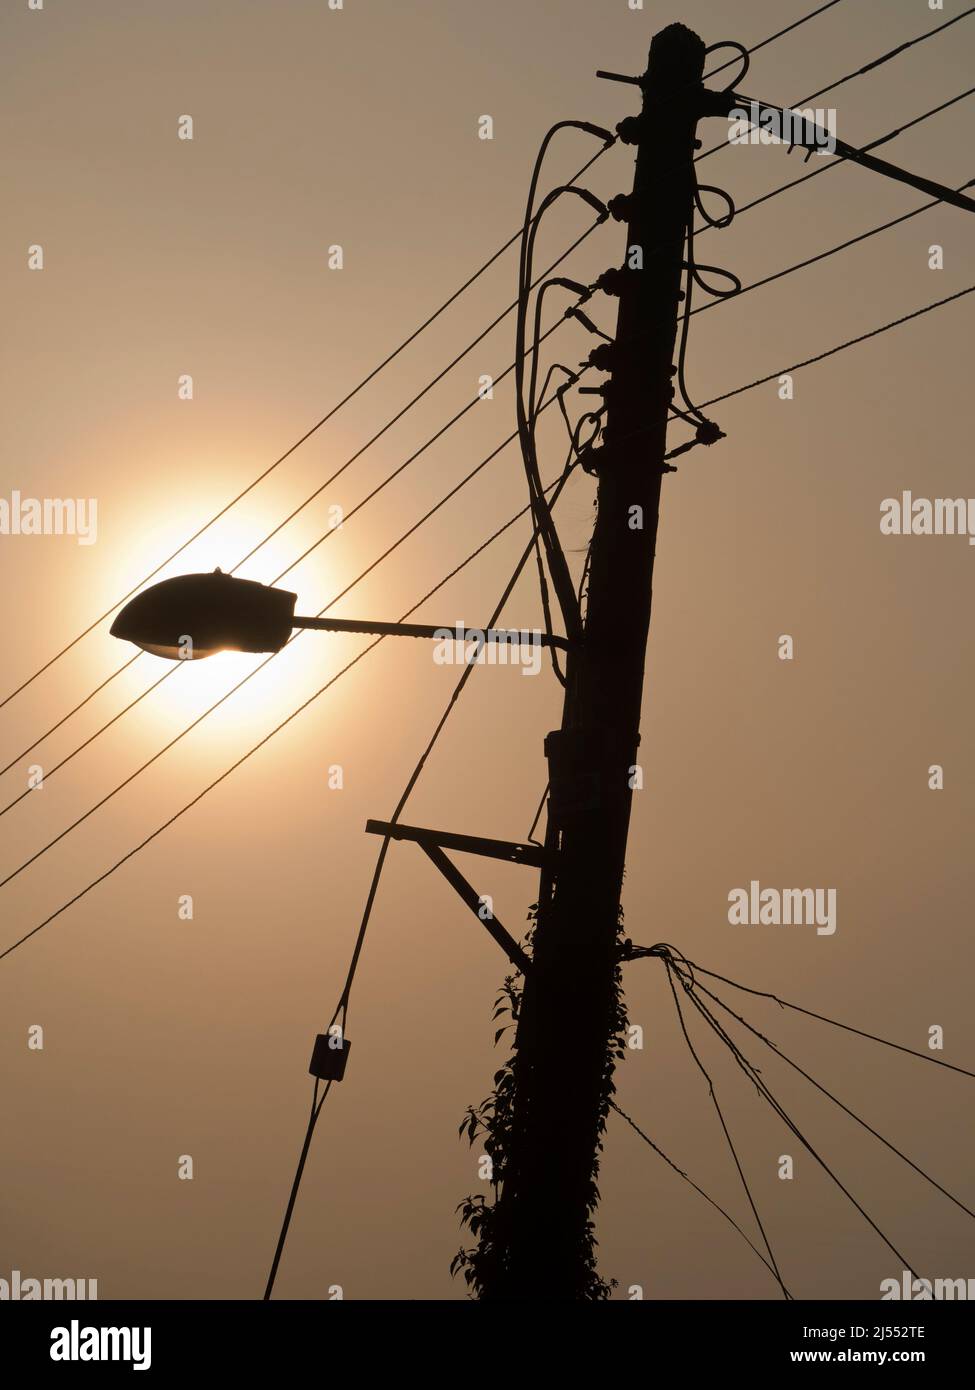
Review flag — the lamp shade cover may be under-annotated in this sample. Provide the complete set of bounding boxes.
[109,570,298,660]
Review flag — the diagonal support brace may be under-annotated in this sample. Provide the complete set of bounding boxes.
[364,820,532,973]
[418,841,533,975]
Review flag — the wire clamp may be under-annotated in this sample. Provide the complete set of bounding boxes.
[309,1033,351,1082]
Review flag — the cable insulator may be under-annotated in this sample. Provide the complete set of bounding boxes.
[567,307,610,341]
[593,266,629,297]
[696,418,725,446]
[616,114,643,146]
[663,418,726,465]
[584,342,616,372]
[550,276,592,300]
[571,187,611,223]
[578,375,623,405]
[579,444,604,477]
[608,192,635,222]
[575,120,616,147]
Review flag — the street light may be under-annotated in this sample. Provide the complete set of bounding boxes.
[109,568,570,660]
[108,562,565,1074]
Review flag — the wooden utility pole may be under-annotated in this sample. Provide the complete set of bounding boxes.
[486,22,718,1300]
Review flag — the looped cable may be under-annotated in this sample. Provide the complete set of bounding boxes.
[704,40,751,93]
[687,260,743,298]
[573,408,604,458]
[672,169,739,435]
[694,182,736,229]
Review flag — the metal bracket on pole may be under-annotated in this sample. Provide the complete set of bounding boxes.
[365,819,549,868]
[365,819,535,973]
[731,96,975,214]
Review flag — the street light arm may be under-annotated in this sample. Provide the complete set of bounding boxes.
[292,615,571,650]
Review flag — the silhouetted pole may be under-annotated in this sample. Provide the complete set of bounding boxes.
[488,22,713,1300]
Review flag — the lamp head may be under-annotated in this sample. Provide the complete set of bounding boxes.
[110,569,297,660]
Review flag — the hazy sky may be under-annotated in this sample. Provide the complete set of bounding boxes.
[2,0,973,1301]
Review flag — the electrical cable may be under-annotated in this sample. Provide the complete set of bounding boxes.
[17,79,968,773]
[662,961,792,1299]
[516,177,607,646]
[691,178,975,319]
[668,958,921,1279]
[699,284,975,411]
[0,389,577,825]
[681,957,975,1081]
[703,40,750,94]
[0,468,575,964]
[609,1099,784,1285]
[3,221,604,778]
[695,978,975,1222]
[695,7,975,166]
[0,147,614,716]
[0,365,584,866]
[514,121,613,651]
[262,455,580,1298]
[698,87,975,235]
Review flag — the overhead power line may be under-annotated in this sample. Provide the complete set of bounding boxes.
[608,282,974,457]
[790,3,975,107]
[2,246,598,784]
[239,225,601,582]
[728,0,849,67]
[669,961,921,1279]
[0,331,584,826]
[0,0,861,723]
[4,281,968,938]
[681,957,975,1081]
[609,1099,785,1286]
[733,94,975,214]
[0,372,576,878]
[696,978,975,1222]
[266,0,864,1294]
[598,0,851,93]
[263,454,579,1299]
[3,4,910,769]
[8,85,967,803]
[696,6,974,164]
[13,1,961,1300]
[0,472,570,964]
[662,962,791,1299]
[703,87,975,232]
[0,147,612,716]
[691,178,975,318]
[699,285,975,411]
